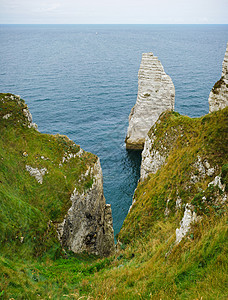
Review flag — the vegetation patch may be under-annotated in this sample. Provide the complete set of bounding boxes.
[1,94,227,299]
[212,76,225,94]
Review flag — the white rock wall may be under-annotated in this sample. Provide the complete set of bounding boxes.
[209,42,228,112]
[140,133,167,181]
[125,52,175,149]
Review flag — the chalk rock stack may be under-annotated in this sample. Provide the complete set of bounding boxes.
[209,42,228,112]
[125,52,175,150]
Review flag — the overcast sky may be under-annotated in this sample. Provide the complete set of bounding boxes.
[0,0,227,24]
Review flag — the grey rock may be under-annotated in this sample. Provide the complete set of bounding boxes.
[57,158,115,257]
[175,196,182,210]
[190,156,215,184]
[164,199,171,216]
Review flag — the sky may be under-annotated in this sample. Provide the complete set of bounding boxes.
[0,0,227,24]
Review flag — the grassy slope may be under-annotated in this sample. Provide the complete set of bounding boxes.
[119,109,228,243]
[0,93,97,257]
[0,93,100,298]
[1,94,227,299]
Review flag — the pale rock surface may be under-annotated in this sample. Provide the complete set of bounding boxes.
[26,165,47,184]
[125,52,175,149]
[175,196,182,210]
[59,149,84,167]
[2,113,12,119]
[140,133,167,180]
[57,158,115,257]
[164,199,170,216]
[190,156,215,184]
[208,175,226,192]
[176,204,200,244]
[209,42,228,112]
[23,108,38,130]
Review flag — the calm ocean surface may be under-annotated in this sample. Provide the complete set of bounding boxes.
[0,25,227,236]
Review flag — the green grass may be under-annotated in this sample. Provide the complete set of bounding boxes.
[1,213,227,299]
[0,94,227,299]
[119,108,228,243]
[0,93,97,259]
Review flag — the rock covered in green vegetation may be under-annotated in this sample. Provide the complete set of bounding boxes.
[209,42,228,112]
[0,94,227,300]
[0,93,114,257]
[120,108,228,244]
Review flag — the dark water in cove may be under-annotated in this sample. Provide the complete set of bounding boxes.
[0,25,227,236]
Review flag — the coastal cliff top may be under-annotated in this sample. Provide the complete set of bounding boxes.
[0,93,98,257]
[120,107,228,242]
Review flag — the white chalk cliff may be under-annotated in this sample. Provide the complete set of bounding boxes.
[209,42,228,112]
[125,52,175,149]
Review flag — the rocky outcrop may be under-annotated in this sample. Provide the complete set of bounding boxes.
[23,106,38,130]
[25,165,47,184]
[0,93,115,257]
[140,112,179,181]
[120,106,228,247]
[1,93,37,129]
[57,158,115,257]
[175,204,200,244]
[125,52,175,150]
[140,133,168,181]
[209,42,228,112]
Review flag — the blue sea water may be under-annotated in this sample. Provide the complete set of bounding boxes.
[0,24,227,236]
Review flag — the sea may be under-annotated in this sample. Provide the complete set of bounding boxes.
[0,24,227,237]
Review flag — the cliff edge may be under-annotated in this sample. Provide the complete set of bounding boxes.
[0,93,114,257]
[208,42,228,112]
[120,108,228,244]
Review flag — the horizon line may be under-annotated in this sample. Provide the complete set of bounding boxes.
[1,23,228,26]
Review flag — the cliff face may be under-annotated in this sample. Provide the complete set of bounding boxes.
[208,43,228,112]
[125,52,175,150]
[140,117,173,181]
[120,108,228,244]
[57,158,115,256]
[0,93,114,257]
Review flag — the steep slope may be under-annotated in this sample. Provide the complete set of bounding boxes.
[120,108,227,243]
[0,93,114,258]
[1,100,227,300]
[76,108,227,300]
